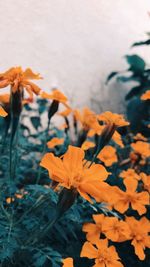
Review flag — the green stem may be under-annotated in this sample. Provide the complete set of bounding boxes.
[36,118,51,184]
[14,194,50,226]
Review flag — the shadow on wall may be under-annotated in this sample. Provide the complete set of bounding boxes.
[90,81,128,114]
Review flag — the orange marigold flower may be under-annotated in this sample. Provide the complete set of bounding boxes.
[74,107,102,133]
[81,141,95,151]
[98,111,129,127]
[112,179,149,215]
[119,168,140,181]
[125,216,150,260]
[102,217,131,242]
[82,214,105,243]
[0,67,42,97]
[112,131,124,147]
[141,90,150,100]
[62,257,74,267]
[81,238,123,267]
[0,106,8,117]
[133,133,147,142]
[140,172,150,193]
[47,137,64,149]
[131,141,150,158]
[40,145,109,203]
[97,146,118,167]
[40,89,70,108]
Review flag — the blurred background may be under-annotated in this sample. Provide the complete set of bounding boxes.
[0,0,150,109]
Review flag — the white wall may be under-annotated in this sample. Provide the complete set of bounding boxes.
[0,0,150,111]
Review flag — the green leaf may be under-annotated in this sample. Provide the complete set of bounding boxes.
[125,86,143,100]
[125,55,145,74]
[117,75,140,83]
[30,116,41,130]
[132,39,150,47]
[106,71,119,84]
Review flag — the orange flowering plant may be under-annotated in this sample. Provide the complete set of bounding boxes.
[0,66,149,267]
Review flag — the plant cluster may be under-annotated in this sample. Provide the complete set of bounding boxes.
[0,67,149,267]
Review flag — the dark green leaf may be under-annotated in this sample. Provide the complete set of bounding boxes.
[125,86,143,100]
[31,116,41,130]
[106,71,119,84]
[132,39,150,47]
[125,55,145,74]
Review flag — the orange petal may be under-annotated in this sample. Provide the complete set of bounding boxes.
[23,68,42,80]
[83,164,109,182]
[124,178,138,192]
[114,200,129,213]
[63,145,84,176]
[132,239,145,260]
[62,258,74,267]
[80,241,98,258]
[40,153,67,183]
[47,137,64,149]
[0,106,8,117]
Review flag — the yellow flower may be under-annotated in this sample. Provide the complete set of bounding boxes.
[126,216,150,260]
[97,146,118,166]
[98,111,129,127]
[81,239,123,267]
[141,90,150,100]
[40,145,109,203]
[47,137,64,149]
[0,67,42,98]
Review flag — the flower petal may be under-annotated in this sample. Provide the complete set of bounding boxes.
[0,106,8,117]
[83,164,109,182]
[40,153,67,183]
[62,258,74,267]
[63,145,84,176]
[80,241,98,258]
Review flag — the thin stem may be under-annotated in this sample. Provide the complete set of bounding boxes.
[88,134,102,168]
[9,90,13,181]
[14,194,50,226]
[36,118,51,184]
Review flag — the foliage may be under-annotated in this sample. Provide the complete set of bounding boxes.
[0,67,149,267]
[106,35,150,136]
